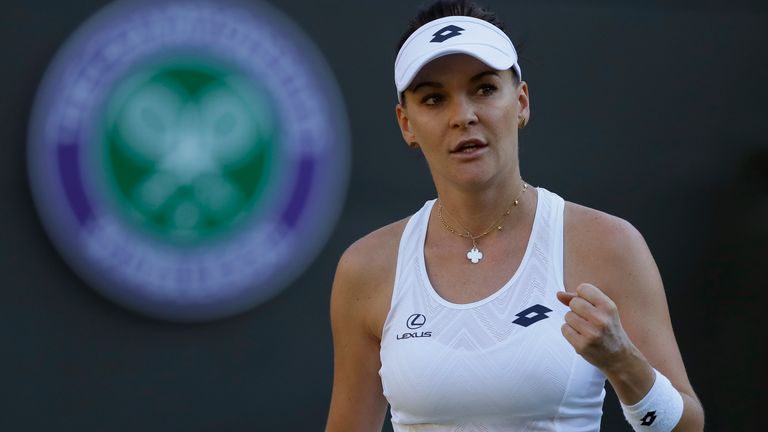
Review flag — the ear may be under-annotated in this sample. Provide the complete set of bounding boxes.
[395,103,417,146]
[517,81,530,125]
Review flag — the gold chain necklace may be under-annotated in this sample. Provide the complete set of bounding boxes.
[437,182,528,264]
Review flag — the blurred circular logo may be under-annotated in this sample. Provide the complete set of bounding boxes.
[28,0,349,321]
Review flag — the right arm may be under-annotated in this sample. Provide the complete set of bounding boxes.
[326,223,404,431]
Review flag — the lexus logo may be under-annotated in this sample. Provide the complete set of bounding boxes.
[406,313,426,329]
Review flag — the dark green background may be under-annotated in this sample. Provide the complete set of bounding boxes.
[1,0,766,430]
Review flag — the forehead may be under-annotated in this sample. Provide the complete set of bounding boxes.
[410,53,510,87]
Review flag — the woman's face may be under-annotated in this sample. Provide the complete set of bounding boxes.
[396,54,529,191]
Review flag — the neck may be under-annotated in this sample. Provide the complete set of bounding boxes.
[435,171,530,235]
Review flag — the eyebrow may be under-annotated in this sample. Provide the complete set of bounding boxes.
[410,81,442,94]
[409,70,501,94]
[470,70,501,81]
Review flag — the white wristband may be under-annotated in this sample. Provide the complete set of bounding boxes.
[621,368,684,432]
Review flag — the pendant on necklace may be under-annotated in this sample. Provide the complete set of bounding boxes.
[467,246,483,264]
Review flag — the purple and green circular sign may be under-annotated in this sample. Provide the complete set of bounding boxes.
[28,0,349,321]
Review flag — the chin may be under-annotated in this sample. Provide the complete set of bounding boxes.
[450,169,497,190]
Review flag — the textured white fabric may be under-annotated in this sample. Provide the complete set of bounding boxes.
[379,188,606,431]
[621,369,684,432]
[394,16,521,102]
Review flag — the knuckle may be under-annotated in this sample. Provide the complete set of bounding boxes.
[583,332,599,345]
[571,297,587,312]
[602,298,617,312]
[560,324,573,341]
[574,340,588,354]
[585,326,604,343]
[576,283,590,295]
[592,318,607,332]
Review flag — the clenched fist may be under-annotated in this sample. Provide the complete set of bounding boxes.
[557,283,639,373]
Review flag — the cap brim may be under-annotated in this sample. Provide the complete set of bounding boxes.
[396,44,515,93]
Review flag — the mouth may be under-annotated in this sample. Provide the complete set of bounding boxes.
[450,138,488,154]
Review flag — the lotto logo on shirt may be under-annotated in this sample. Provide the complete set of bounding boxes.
[397,314,433,340]
[27,0,349,321]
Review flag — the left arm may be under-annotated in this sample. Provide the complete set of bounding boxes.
[561,204,704,431]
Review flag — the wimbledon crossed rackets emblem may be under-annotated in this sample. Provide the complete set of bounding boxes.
[103,69,274,241]
[28,0,349,321]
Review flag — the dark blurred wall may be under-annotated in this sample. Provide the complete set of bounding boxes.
[1,0,766,430]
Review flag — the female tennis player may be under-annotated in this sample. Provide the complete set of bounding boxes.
[326,1,704,430]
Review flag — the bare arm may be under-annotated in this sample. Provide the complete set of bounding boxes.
[562,204,705,431]
[326,223,404,431]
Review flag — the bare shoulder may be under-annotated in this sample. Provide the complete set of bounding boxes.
[331,217,410,339]
[327,218,410,429]
[564,201,645,253]
[336,217,409,289]
[563,201,661,303]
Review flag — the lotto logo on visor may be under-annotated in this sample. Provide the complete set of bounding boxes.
[394,15,522,100]
[430,25,465,42]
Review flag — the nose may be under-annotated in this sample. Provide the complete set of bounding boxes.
[449,96,478,129]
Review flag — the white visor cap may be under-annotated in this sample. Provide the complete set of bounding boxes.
[394,16,521,103]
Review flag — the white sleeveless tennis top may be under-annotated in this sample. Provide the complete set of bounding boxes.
[379,188,606,431]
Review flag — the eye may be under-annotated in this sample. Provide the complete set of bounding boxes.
[421,93,443,106]
[477,84,498,96]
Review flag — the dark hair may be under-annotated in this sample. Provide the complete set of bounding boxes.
[397,0,519,105]
[397,0,506,50]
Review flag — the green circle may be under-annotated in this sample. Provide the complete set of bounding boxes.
[99,61,278,243]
